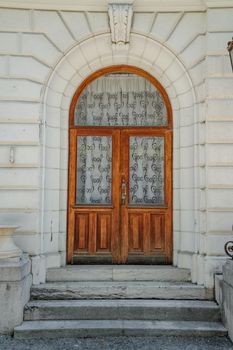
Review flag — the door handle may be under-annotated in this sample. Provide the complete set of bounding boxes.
[121,177,126,205]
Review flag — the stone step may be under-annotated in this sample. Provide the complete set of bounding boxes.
[46,266,191,282]
[31,281,213,300]
[14,320,227,338]
[24,299,221,322]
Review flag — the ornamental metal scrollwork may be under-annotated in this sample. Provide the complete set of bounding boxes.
[129,136,164,205]
[75,75,168,127]
[76,136,112,205]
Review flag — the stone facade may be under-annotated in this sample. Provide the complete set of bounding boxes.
[222,260,233,341]
[0,253,32,334]
[0,0,232,289]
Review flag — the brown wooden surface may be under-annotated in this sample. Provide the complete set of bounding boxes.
[67,65,173,264]
[120,129,172,263]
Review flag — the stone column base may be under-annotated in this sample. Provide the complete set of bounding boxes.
[222,260,233,342]
[0,254,32,334]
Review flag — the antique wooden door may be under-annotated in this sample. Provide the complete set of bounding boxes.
[67,66,172,264]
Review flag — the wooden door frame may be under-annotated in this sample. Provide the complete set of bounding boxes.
[67,65,173,264]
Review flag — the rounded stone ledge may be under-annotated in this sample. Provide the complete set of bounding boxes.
[0,225,22,259]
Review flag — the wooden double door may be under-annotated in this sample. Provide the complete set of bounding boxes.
[68,127,172,264]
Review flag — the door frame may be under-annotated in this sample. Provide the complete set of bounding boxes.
[67,65,173,263]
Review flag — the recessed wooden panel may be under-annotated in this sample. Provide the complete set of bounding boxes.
[96,214,111,252]
[74,213,89,252]
[129,214,143,252]
[150,214,165,251]
[88,213,97,254]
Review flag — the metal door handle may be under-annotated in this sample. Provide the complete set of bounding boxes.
[121,177,126,205]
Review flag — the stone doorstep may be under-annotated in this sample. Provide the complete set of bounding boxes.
[14,266,223,339]
[14,320,227,339]
[30,281,214,300]
[46,266,191,282]
[24,299,221,322]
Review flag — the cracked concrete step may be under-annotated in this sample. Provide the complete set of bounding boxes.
[46,266,191,282]
[31,281,213,300]
[14,320,227,338]
[24,300,221,322]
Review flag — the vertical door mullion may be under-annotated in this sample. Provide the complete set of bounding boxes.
[120,130,129,262]
[67,128,78,263]
[111,130,121,262]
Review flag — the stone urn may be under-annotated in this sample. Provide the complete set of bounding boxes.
[0,226,22,259]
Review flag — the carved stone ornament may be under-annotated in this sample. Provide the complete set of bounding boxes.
[108,3,133,49]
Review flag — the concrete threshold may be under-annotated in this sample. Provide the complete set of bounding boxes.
[14,320,227,339]
[46,265,191,282]
[31,281,213,300]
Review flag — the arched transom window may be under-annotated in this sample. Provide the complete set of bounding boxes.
[74,73,168,127]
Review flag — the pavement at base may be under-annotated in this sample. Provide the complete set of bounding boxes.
[0,335,233,350]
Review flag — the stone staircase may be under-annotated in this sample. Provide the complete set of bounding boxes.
[14,265,227,338]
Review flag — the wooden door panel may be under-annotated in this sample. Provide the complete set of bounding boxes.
[74,211,113,261]
[127,212,165,255]
[68,129,120,263]
[129,213,143,252]
[150,214,165,251]
[121,129,172,264]
[74,213,89,252]
[96,213,112,252]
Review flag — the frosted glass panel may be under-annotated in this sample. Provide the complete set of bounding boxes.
[129,136,164,205]
[75,74,167,126]
[76,136,112,204]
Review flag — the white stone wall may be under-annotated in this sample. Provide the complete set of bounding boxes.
[203,7,233,287]
[0,0,232,287]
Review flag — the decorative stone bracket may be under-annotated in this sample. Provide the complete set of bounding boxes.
[108,3,133,50]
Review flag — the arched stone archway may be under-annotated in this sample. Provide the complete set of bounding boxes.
[41,32,201,284]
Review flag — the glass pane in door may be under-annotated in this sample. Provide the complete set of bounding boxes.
[74,73,168,127]
[129,136,164,205]
[76,136,112,204]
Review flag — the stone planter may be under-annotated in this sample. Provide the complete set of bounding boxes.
[0,226,22,259]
